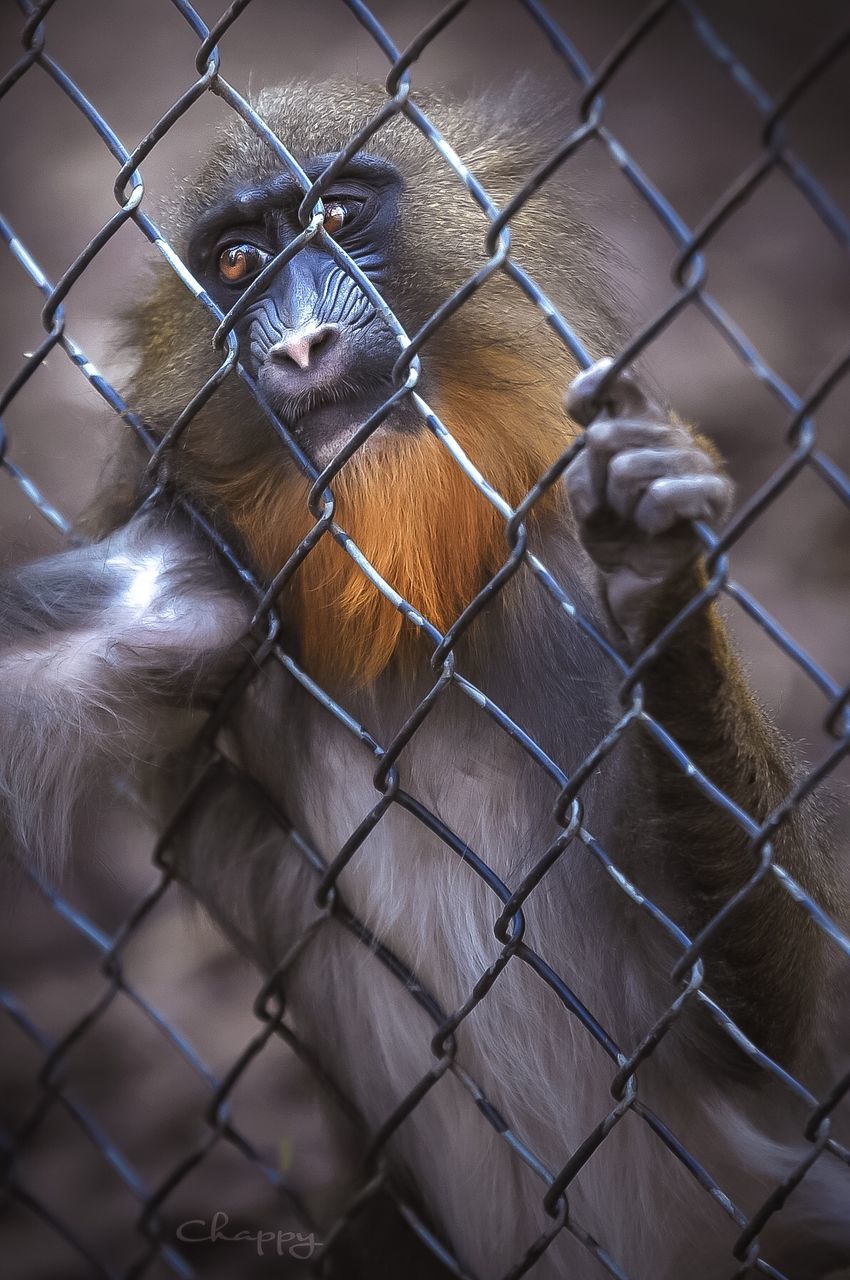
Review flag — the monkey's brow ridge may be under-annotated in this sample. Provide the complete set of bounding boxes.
[192,152,398,238]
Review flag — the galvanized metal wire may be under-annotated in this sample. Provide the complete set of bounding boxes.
[1,1,849,1276]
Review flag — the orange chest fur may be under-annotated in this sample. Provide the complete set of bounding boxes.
[226,372,573,686]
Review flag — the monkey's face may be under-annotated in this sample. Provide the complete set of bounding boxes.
[188,155,416,467]
[135,81,590,492]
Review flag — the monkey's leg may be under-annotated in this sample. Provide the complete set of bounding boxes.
[0,512,252,874]
[564,360,843,1066]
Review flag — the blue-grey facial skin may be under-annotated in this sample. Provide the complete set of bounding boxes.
[188,156,418,463]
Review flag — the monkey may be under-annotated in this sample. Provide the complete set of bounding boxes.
[2,80,849,1279]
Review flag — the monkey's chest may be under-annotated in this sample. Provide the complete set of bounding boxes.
[239,683,602,999]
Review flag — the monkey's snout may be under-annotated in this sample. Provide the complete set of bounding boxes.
[259,323,348,414]
[267,323,340,373]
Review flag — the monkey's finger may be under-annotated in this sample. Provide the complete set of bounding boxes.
[584,417,691,458]
[633,474,733,537]
[566,357,658,427]
[566,419,688,519]
[606,447,715,521]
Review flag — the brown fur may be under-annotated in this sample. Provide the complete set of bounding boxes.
[215,348,572,685]
[115,81,617,685]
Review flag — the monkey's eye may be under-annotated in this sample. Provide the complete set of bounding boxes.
[322,202,350,236]
[216,243,270,284]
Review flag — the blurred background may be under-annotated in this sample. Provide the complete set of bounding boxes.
[1,1,848,1276]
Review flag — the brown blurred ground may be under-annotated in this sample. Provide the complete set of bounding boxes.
[0,1,849,1277]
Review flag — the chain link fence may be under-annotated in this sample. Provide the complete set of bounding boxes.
[1,1,849,1277]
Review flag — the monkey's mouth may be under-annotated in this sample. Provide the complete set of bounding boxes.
[258,370,415,467]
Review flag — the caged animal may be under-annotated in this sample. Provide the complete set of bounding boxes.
[2,82,849,1278]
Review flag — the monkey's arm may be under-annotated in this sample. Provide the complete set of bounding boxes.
[564,360,840,1064]
[0,513,252,874]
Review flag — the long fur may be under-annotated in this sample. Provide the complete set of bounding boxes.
[3,517,848,1276]
[3,79,849,1278]
[170,533,850,1278]
[0,515,251,872]
[218,348,571,686]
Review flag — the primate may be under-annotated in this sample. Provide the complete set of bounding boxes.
[2,81,849,1278]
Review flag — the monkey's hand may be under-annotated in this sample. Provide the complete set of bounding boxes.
[565,358,733,652]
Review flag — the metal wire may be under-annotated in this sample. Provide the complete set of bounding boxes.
[1,1,848,1277]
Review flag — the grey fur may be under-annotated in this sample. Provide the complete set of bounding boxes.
[1,482,848,1276]
[0,513,251,873]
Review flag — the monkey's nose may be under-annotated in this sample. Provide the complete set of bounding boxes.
[268,323,339,371]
